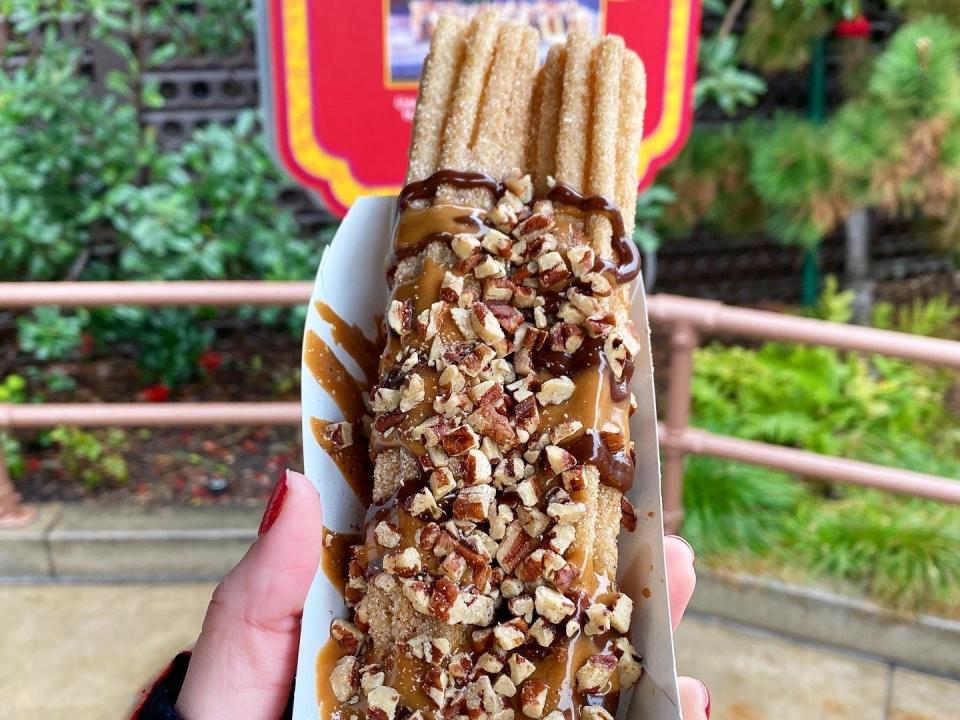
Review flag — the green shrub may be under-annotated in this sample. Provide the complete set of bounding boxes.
[684,290,960,611]
[0,375,28,478]
[48,427,129,489]
[17,307,89,361]
[3,25,325,384]
[682,457,807,557]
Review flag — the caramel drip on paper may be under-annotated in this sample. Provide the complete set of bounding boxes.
[315,301,380,384]
[304,330,366,424]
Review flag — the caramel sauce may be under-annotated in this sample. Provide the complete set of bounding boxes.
[322,527,363,595]
[316,637,350,720]
[304,330,366,424]
[311,417,374,506]
[392,256,450,315]
[315,301,380,385]
[393,204,485,262]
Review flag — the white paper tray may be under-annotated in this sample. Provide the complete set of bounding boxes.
[295,196,682,720]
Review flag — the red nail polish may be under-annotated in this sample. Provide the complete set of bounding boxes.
[259,470,290,535]
[667,534,696,563]
[702,681,711,718]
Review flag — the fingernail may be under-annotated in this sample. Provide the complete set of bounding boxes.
[258,469,291,536]
[667,534,695,564]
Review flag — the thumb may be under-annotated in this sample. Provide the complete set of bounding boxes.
[176,469,322,720]
[678,676,711,719]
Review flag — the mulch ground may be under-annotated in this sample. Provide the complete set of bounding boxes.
[6,325,303,506]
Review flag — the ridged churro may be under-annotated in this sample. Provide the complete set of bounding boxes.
[320,12,647,720]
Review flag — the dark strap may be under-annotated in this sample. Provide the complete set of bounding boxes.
[130,652,295,720]
[130,652,190,720]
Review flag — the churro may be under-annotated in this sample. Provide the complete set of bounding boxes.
[321,13,647,720]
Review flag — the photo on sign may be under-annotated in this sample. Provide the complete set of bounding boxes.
[385,0,604,84]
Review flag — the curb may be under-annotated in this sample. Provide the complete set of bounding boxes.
[691,567,960,678]
[0,502,260,582]
[2,503,958,677]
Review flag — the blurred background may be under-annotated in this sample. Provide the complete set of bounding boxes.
[2,1,960,718]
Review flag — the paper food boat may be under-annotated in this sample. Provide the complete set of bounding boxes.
[294,196,682,720]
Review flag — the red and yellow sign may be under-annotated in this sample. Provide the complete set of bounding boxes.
[260,1,701,217]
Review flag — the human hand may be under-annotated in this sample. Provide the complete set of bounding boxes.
[175,469,709,719]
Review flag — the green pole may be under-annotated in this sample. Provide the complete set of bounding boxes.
[802,35,828,307]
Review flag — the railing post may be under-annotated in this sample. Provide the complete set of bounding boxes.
[0,435,37,528]
[661,322,698,535]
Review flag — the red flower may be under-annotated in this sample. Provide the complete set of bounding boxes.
[198,350,223,372]
[80,333,95,357]
[141,384,170,402]
[835,15,871,39]
[26,457,42,473]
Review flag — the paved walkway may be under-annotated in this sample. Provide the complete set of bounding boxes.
[2,583,958,720]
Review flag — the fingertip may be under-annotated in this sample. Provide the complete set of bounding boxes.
[665,534,695,565]
[678,676,710,719]
[664,535,697,631]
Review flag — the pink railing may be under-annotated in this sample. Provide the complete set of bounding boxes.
[1,282,958,532]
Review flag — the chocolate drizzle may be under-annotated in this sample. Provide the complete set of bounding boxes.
[397,169,505,209]
[395,169,640,283]
[545,184,641,284]
[533,335,634,402]
[563,431,635,492]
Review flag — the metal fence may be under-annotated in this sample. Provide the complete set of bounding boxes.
[2,281,958,533]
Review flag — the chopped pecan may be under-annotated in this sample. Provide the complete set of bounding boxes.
[549,322,584,353]
[417,522,442,550]
[387,299,413,336]
[453,484,496,522]
[323,421,354,450]
[585,312,616,338]
[544,445,577,474]
[508,654,536,685]
[520,678,549,718]
[600,421,625,452]
[514,213,554,241]
[481,229,513,258]
[330,618,364,654]
[440,425,480,456]
[567,246,595,278]
[429,576,459,622]
[620,496,638,532]
[383,547,421,578]
[511,285,539,308]
[536,376,574,406]
[464,448,493,485]
[374,411,405,433]
[484,277,515,302]
[489,303,524,333]
[367,686,400,720]
[330,655,358,702]
[467,403,517,449]
[575,654,617,693]
[514,396,540,436]
[452,233,481,259]
[495,521,537,574]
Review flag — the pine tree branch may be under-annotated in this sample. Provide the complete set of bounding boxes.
[718,0,748,40]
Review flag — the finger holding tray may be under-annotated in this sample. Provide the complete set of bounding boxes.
[298,10,680,720]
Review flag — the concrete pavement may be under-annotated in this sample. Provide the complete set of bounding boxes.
[1,582,958,720]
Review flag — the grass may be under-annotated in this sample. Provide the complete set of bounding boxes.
[682,457,960,616]
[787,492,960,612]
